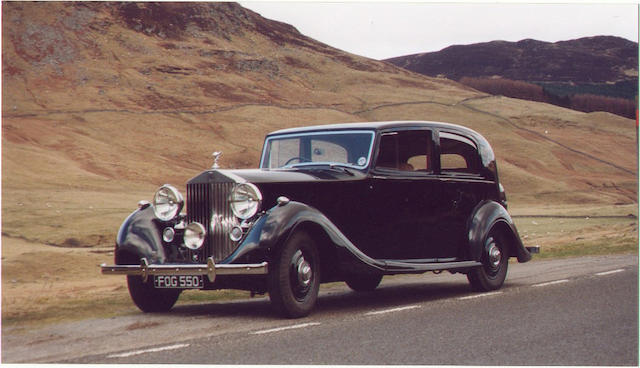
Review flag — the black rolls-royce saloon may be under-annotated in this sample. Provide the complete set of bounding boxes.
[102,121,538,318]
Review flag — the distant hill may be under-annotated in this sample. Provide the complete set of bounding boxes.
[385,36,638,85]
[385,36,638,117]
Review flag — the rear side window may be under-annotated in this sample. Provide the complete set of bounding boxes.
[375,130,433,173]
[439,132,481,174]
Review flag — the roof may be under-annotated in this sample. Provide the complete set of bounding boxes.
[267,120,482,139]
[265,120,495,166]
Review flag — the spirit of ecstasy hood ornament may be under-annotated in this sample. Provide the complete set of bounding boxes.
[212,151,222,169]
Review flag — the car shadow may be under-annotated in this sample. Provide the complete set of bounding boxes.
[168,276,514,319]
[316,281,471,314]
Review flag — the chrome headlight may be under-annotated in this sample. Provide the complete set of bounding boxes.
[152,184,184,221]
[230,183,262,219]
[184,222,206,250]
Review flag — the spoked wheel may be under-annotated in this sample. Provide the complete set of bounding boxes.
[268,230,320,318]
[467,229,509,291]
[345,274,383,292]
[127,275,181,313]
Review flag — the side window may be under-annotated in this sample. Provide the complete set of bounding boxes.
[439,132,481,174]
[375,130,433,172]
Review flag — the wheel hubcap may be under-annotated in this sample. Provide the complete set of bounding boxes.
[296,256,313,287]
[488,243,501,269]
[290,249,314,299]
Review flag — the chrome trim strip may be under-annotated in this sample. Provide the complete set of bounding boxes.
[100,257,268,283]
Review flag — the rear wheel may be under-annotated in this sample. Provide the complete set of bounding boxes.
[127,275,181,313]
[467,229,509,291]
[268,230,320,318]
[345,274,383,292]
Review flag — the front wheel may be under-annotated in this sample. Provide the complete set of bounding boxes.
[467,229,509,291]
[127,275,181,313]
[268,230,320,318]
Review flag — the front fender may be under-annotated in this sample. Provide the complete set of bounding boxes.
[114,205,167,264]
[467,200,531,263]
[227,201,385,272]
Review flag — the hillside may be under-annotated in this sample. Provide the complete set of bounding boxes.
[2,2,637,249]
[385,36,638,85]
[386,37,638,119]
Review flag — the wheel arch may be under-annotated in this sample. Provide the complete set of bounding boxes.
[287,220,342,282]
[489,218,522,258]
[258,201,384,281]
[115,249,142,265]
[114,206,167,265]
[467,200,532,263]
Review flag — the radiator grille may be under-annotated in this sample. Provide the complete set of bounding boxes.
[186,182,238,262]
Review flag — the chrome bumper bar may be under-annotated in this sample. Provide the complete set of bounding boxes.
[101,257,268,283]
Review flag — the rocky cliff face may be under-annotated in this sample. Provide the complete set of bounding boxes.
[4,1,448,115]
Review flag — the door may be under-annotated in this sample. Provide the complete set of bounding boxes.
[437,131,494,259]
[364,129,446,260]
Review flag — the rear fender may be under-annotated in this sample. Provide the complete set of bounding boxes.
[467,200,531,263]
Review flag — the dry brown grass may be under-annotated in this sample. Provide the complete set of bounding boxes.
[512,204,638,258]
[1,237,130,329]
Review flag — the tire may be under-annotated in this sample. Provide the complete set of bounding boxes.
[268,230,320,318]
[467,229,509,291]
[127,275,181,313]
[345,274,383,292]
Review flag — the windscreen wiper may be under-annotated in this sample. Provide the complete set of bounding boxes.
[329,163,355,176]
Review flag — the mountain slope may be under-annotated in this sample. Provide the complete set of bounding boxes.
[4,2,468,115]
[2,2,636,248]
[385,36,638,83]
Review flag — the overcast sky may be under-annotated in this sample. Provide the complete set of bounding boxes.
[239,1,639,60]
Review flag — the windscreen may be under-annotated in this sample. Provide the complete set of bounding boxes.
[261,130,375,169]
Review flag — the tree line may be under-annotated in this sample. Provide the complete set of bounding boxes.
[459,77,637,119]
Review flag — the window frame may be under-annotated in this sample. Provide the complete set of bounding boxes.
[437,131,484,178]
[372,128,436,177]
[260,130,376,170]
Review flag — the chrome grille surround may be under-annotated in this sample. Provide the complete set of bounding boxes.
[186,181,239,263]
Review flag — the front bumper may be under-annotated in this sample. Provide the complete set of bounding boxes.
[101,257,268,283]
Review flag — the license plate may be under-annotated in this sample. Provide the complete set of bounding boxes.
[154,275,204,289]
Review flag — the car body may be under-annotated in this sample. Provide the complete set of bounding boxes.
[102,121,537,317]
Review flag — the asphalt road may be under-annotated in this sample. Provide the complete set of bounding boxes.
[4,254,638,365]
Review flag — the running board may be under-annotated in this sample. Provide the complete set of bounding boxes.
[380,260,482,274]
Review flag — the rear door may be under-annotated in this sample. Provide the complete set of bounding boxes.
[436,131,496,259]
